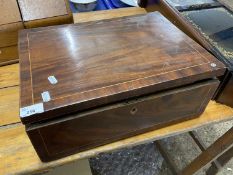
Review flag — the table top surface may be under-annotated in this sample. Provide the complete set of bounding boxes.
[1,7,233,175]
[19,11,225,124]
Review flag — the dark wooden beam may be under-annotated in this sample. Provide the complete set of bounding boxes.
[181,127,233,175]
[189,131,222,169]
[206,146,233,175]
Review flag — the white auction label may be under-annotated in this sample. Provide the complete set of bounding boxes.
[20,103,44,118]
[48,76,58,85]
[41,91,51,102]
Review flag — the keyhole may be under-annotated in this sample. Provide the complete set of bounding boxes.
[130,107,138,115]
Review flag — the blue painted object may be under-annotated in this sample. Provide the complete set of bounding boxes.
[70,0,131,13]
[110,0,130,8]
[102,0,114,9]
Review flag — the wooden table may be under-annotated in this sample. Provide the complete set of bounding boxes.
[1,7,233,175]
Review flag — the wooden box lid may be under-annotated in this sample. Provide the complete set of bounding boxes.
[19,12,225,124]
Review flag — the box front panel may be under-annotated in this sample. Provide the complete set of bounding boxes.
[27,80,219,161]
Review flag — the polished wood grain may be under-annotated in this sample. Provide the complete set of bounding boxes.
[154,0,220,55]
[19,12,225,124]
[73,7,147,23]
[0,0,22,25]
[18,0,68,21]
[0,64,19,88]
[0,86,19,126]
[0,46,18,64]
[158,1,233,67]
[1,101,233,174]
[145,3,203,45]
[0,22,24,48]
[27,80,219,161]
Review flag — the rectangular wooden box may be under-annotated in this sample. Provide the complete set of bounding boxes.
[19,12,225,161]
[160,1,233,107]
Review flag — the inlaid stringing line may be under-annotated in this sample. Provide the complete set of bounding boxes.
[46,62,213,102]
[27,33,34,104]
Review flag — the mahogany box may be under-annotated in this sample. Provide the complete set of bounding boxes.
[161,0,233,107]
[19,12,225,162]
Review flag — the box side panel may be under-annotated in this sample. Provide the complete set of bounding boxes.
[216,71,233,107]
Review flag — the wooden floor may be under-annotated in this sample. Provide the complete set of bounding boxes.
[1,7,233,175]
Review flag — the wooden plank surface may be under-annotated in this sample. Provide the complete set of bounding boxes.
[0,63,19,126]
[0,0,22,25]
[0,86,19,126]
[0,22,24,48]
[1,101,233,175]
[0,46,18,64]
[0,64,19,88]
[73,7,147,23]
